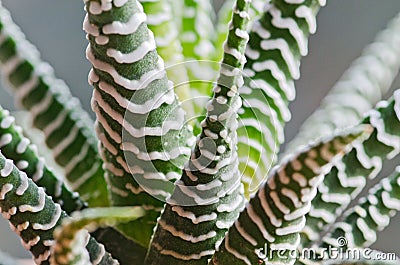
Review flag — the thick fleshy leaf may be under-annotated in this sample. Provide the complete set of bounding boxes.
[301,90,400,248]
[211,126,370,265]
[238,0,325,197]
[83,0,193,246]
[145,0,251,264]
[50,207,144,265]
[214,0,264,63]
[286,11,400,153]
[0,106,86,214]
[320,166,400,250]
[0,3,108,207]
[0,152,115,265]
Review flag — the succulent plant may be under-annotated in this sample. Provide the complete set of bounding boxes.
[0,0,399,265]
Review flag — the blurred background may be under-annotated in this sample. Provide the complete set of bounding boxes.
[0,0,399,260]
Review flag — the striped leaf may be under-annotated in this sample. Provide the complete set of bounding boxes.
[51,207,144,265]
[0,3,108,207]
[320,166,400,250]
[145,0,252,263]
[139,0,192,114]
[210,126,370,265]
[84,0,193,246]
[0,106,86,214]
[214,0,265,63]
[0,152,115,265]
[177,0,218,120]
[301,90,400,248]
[238,0,325,197]
[286,11,400,153]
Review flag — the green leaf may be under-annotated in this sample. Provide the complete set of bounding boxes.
[320,166,400,250]
[301,90,400,249]
[214,0,264,63]
[238,0,324,197]
[211,126,370,265]
[0,152,115,264]
[50,207,144,265]
[286,11,400,153]
[0,106,86,214]
[177,0,218,121]
[145,0,252,263]
[0,3,109,207]
[84,0,193,247]
[139,0,193,115]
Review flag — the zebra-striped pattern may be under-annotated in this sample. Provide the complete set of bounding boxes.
[0,3,108,207]
[238,0,324,198]
[84,0,193,246]
[215,0,265,63]
[300,90,400,248]
[286,10,400,153]
[0,151,115,265]
[210,128,368,265]
[139,0,192,114]
[178,0,217,119]
[320,167,400,250]
[0,107,85,214]
[145,0,251,263]
[51,207,144,265]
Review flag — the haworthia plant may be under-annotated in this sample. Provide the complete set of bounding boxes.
[300,90,400,248]
[0,151,115,265]
[0,106,85,214]
[145,0,251,263]
[285,11,400,153]
[84,0,193,246]
[0,3,108,207]
[238,0,325,197]
[0,0,399,264]
[51,207,144,265]
[210,126,369,265]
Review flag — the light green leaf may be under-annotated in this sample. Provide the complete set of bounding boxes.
[51,207,144,265]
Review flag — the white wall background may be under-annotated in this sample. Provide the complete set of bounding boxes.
[0,0,399,259]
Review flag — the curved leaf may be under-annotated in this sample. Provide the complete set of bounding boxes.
[320,166,400,250]
[211,126,370,265]
[0,3,108,207]
[145,0,252,263]
[301,90,400,248]
[0,152,114,264]
[50,207,144,265]
[286,11,400,153]
[0,106,86,214]
[238,0,325,197]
